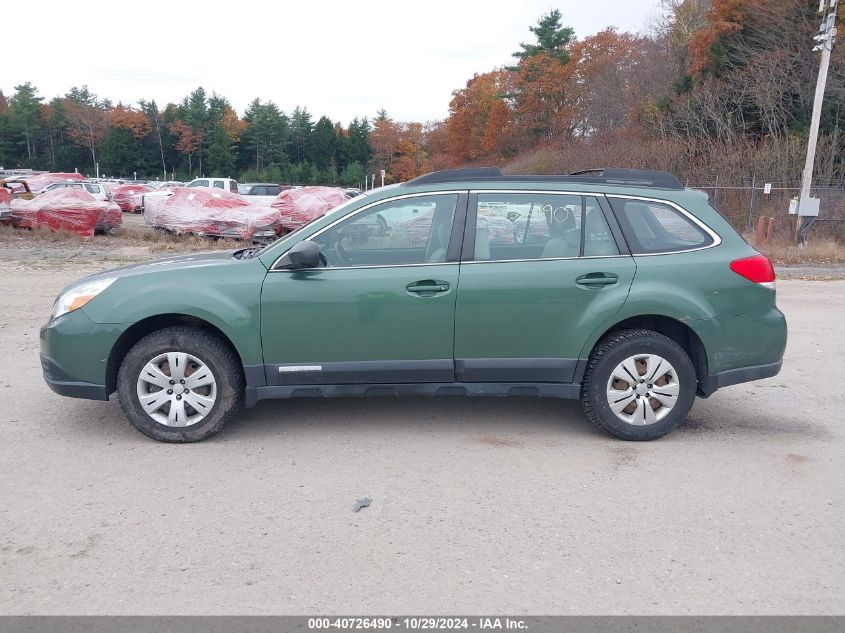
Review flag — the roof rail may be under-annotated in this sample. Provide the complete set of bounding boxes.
[405,168,503,186]
[403,167,683,190]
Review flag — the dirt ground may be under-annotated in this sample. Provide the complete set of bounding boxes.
[0,246,843,615]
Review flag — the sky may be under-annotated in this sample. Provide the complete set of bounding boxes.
[5,0,660,124]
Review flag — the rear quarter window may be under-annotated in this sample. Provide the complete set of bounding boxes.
[609,198,713,254]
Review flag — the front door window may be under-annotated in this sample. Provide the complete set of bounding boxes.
[312,194,458,268]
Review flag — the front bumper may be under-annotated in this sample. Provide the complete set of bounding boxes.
[41,354,109,400]
[40,308,126,401]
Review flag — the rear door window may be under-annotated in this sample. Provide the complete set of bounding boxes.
[470,193,618,261]
[213,180,225,189]
[609,198,713,254]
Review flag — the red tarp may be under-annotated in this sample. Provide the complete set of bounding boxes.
[10,188,122,237]
[271,186,348,230]
[144,188,280,240]
[111,184,156,212]
[21,172,85,193]
[0,188,11,224]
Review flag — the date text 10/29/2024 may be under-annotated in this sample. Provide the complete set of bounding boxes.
[308,617,528,630]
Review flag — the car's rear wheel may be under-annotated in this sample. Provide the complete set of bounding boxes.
[581,329,696,441]
[117,326,243,442]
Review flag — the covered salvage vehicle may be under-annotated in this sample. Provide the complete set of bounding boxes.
[271,186,349,231]
[111,184,156,213]
[19,172,85,193]
[10,188,122,236]
[144,188,281,241]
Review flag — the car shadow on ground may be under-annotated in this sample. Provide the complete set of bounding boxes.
[231,396,599,441]
[66,392,829,444]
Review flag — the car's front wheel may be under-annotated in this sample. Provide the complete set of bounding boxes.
[581,329,697,441]
[117,326,243,442]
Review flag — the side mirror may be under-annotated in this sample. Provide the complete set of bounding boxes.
[276,240,321,270]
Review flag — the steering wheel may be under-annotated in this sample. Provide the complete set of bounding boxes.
[323,235,349,267]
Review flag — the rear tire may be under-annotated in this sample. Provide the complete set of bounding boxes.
[117,326,243,442]
[581,329,696,441]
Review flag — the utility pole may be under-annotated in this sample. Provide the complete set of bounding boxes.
[795,0,838,245]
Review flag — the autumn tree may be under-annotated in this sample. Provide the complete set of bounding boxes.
[65,86,107,167]
[169,119,202,176]
[392,122,431,181]
[446,70,515,163]
[369,109,399,175]
[570,29,657,136]
[109,105,152,138]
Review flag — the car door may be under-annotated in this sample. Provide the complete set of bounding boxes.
[453,191,636,383]
[260,192,467,386]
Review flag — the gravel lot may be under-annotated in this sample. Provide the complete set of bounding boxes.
[0,250,843,615]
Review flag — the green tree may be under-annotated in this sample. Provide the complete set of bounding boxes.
[289,106,313,163]
[512,9,575,64]
[241,99,290,171]
[339,161,365,187]
[179,87,209,174]
[8,82,43,161]
[346,117,372,166]
[310,116,336,170]
[206,123,236,176]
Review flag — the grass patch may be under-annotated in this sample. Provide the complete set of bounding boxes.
[0,223,253,253]
[750,234,845,265]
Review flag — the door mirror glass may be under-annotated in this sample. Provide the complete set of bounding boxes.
[276,240,321,270]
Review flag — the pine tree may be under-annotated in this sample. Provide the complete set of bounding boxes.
[512,10,574,64]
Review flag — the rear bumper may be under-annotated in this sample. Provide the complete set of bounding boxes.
[699,359,782,397]
[41,354,109,401]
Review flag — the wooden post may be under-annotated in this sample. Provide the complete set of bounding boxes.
[766,217,776,243]
[755,216,766,246]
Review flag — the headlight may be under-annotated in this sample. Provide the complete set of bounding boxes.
[52,278,117,320]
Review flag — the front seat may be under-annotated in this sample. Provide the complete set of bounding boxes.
[541,205,579,258]
[426,221,452,263]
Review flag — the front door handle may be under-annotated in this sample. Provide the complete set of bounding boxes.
[575,273,618,287]
[406,280,450,295]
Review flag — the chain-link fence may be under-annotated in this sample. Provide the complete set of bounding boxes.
[688,180,845,240]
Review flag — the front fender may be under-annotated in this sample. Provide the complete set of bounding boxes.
[81,259,267,366]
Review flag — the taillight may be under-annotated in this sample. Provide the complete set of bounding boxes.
[730,254,775,289]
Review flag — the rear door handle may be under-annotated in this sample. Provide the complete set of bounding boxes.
[575,273,618,287]
[406,280,450,295]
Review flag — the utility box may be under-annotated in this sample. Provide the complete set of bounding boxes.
[788,196,821,216]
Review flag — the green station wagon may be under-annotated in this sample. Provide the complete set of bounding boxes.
[40,168,787,442]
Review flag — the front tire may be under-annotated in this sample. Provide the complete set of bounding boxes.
[581,329,696,441]
[117,326,243,442]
